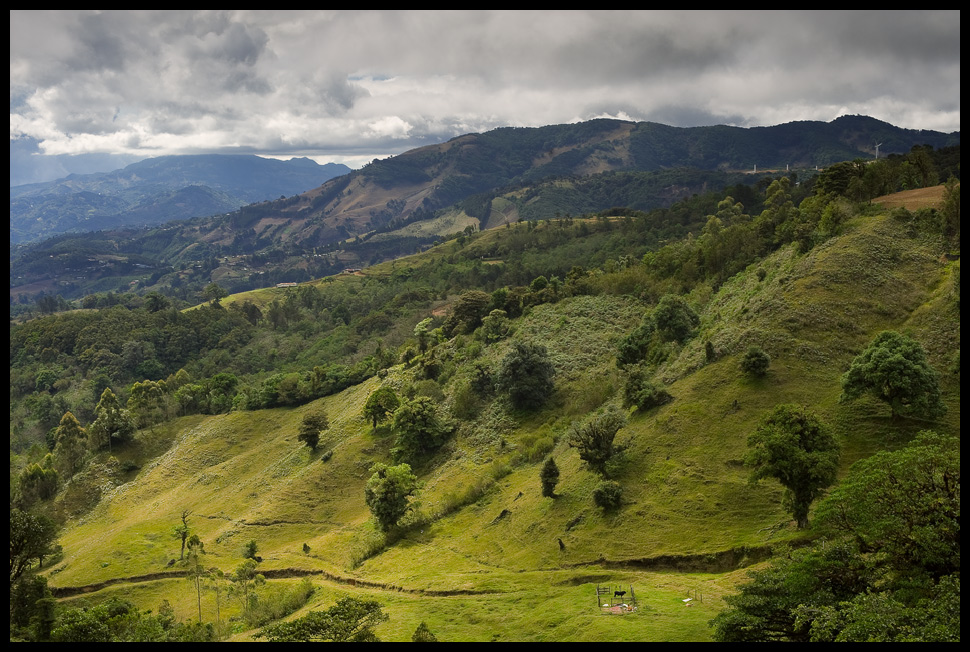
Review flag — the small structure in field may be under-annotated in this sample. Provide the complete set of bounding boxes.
[596,584,637,613]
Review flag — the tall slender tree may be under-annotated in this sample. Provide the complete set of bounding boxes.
[52,411,87,478]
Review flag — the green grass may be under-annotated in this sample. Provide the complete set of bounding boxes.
[42,212,959,641]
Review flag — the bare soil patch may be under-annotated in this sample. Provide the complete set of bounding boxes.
[872,185,948,211]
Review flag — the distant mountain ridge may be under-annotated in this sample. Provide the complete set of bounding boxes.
[231,114,958,250]
[9,115,958,302]
[9,155,351,244]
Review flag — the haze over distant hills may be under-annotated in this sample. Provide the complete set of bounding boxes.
[9,155,352,244]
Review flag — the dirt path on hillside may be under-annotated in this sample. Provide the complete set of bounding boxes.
[49,540,804,599]
[49,566,499,599]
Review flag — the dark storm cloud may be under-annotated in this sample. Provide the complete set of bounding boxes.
[9,10,960,183]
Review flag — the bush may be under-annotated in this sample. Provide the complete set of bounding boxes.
[365,463,418,532]
[567,406,627,476]
[623,365,673,411]
[245,577,316,628]
[495,341,555,410]
[540,457,560,498]
[740,346,771,376]
[593,480,623,510]
[653,294,699,343]
[391,396,453,461]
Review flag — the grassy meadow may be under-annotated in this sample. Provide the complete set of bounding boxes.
[41,202,959,641]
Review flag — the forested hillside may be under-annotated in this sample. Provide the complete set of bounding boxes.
[10,116,958,309]
[9,134,960,641]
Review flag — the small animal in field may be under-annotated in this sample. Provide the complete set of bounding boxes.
[614,590,626,598]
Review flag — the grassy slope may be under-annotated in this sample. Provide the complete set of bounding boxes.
[45,206,959,641]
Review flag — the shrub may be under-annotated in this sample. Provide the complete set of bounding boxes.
[623,365,673,411]
[391,396,453,461]
[364,463,418,532]
[495,341,555,410]
[567,406,627,476]
[653,294,699,343]
[540,457,560,498]
[740,346,771,376]
[593,480,623,510]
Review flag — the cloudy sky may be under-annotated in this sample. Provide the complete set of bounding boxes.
[9,10,961,185]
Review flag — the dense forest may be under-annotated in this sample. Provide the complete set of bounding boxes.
[9,142,960,641]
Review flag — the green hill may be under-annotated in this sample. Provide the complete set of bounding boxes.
[26,195,959,641]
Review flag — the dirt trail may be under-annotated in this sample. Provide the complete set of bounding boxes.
[49,541,800,599]
[49,566,497,599]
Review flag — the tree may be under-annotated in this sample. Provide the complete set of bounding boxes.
[495,341,556,410]
[363,386,400,430]
[127,379,167,428]
[480,309,512,343]
[203,282,228,307]
[710,541,875,642]
[172,510,191,560]
[745,404,840,529]
[622,364,672,411]
[839,331,946,421]
[10,508,59,585]
[939,176,960,246]
[391,396,452,460]
[364,462,418,532]
[814,431,959,579]
[255,597,388,642]
[88,387,136,453]
[52,411,88,478]
[740,345,771,376]
[229,558,265,621]
[243,539,259,560]
[540,457,560,498]
[412,621,438,642]
[567,405,627,477]
[204,567,227,638]
[413,317,433,353]
[714,432,960,643]
[298,410,329,450]
[16,455,59,508]
[653,293,699,343]
[615,318,656,367]
[50,603,113,642]
[10,574,55,640]
[143,292,170,313]
[184,536,206,624]
[447,290,491,334]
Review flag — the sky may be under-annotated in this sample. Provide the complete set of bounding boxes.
[9,10,961,186]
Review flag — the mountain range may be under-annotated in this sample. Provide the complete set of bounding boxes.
[9,115,959,304]
[9,155,352,244]
[163,114,958,250]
